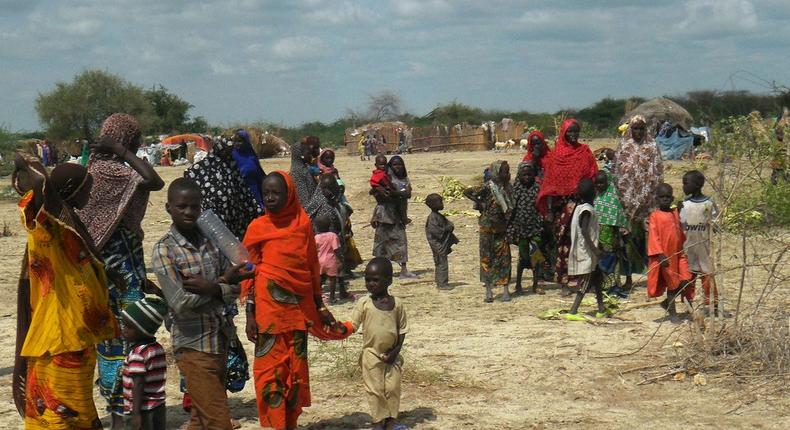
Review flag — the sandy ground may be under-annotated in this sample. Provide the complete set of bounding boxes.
[0,141,787,429]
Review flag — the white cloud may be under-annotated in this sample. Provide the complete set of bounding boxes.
[304,1,379,25]
[678,0,758,34]
[392,0,452,18]
[270,35,328,59]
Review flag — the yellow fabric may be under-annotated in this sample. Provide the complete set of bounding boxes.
[25,349,100,429]
[19,191,116,358]
[350,296,409,422]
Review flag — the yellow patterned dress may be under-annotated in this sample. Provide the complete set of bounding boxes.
[18,191,117,429]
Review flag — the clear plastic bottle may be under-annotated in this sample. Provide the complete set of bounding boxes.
[197,209,253,270]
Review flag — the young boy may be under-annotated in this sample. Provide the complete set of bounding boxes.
[370,154,392,195]
[151,178,252,429]
[425,193,460,290]
[350,257,409,430]
[567,178,605,316]
[647,183,692,316]
[120,296,168,430]
[680,170,719,315]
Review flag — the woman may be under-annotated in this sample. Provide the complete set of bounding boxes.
[13,152,117,429]
[371,155,416,279]
[290,135,321,207]
[614,115,664,283]
[232,129,267,207]
[522,129,551,175]
[242,171,350,430]
[464,160,514,302]
[76,113,165,428]
[536,119,598,292]
[185,137,262,239]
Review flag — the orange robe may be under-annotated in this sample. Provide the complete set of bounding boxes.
[242,171,351,429]
[647,209,692,299]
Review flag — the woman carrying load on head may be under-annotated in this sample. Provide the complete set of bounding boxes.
[12,152,117,429]
[536,119,598,293]
[614,114,664,290]
[76,113,165,429]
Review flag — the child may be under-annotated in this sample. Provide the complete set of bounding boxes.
[370,154,392,196]
[315,213,343,302]
[151,178,252,429]
[602,148,616,173]
[593,171,631,298]
[120,296,168,430]
[647,183,692,316]
[464,160,513,302]
[425,193,459,290]
[507,161,546,295]
[350,258,409,430]
[567,179,605,316]
[680,170,719,315]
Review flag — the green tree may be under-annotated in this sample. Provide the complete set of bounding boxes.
[145,85,192,134]
[35,70,154,142]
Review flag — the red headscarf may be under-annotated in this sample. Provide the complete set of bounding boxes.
[522,130,551,169]
[242,171,350,340]
[535,119,598,215]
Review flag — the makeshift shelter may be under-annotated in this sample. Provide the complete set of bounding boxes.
[344,121,409,154]
[161,134,211,152]
[621,98,694,132]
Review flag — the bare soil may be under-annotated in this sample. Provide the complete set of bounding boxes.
[0,141,787,429]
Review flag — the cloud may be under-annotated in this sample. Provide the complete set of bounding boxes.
[678,0,758,35]
[304,1,379,25]
[391,0,452,18]
[270,35,329,59]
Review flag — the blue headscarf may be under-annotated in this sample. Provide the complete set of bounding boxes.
[232,129,266,206]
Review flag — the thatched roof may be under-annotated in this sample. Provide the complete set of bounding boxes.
[621,98,693,130]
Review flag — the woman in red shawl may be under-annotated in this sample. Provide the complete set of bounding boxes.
[242,171,351,430]
[536,119,598,292]
[522,130,550,175]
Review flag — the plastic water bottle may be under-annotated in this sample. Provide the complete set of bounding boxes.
[197,209,253,270]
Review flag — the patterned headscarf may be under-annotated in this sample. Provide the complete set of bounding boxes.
[615,115,664,222]
[77,113,149,249]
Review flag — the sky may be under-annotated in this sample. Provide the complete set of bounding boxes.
[1,0,789,131]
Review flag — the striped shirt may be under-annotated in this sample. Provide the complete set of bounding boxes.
[151,225,239,354]
[122,341,166,413]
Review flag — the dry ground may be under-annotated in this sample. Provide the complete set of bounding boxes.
[0,140,787,429]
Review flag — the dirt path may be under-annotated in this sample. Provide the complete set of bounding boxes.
[0,147,786,429]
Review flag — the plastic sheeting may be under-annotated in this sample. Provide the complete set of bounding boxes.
[656,129,695,160]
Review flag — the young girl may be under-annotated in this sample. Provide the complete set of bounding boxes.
[315,214,342,302]
[464,160,514,302]
[593,171,631,297]
[242,171,351,429]
[647,183,692,316]
[12,152,117,429]
[350,258,409,430]
[507,161,545,295]
[370,156,416,279]
[318,149,338,176]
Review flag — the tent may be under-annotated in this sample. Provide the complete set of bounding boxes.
[621,98,693,132]
[161,134,211,151]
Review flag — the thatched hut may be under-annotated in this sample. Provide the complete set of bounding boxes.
[621,98,693,132]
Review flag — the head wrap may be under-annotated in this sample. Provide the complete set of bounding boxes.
[290,141,318,206]
[77,113,149,249]
[232,129,266,206]
[184,137,262,239]
[318,149,337,175]
[535,119,598,215]
[242,171,351,341]
[388,155,408,178]
[614,115,664,222]
[522,130,551,169]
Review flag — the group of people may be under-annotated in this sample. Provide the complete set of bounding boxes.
[12,110,723,430]
[457,117,719,317]
[13,113,411,430]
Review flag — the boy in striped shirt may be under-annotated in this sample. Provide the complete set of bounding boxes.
[120,296,168,430]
